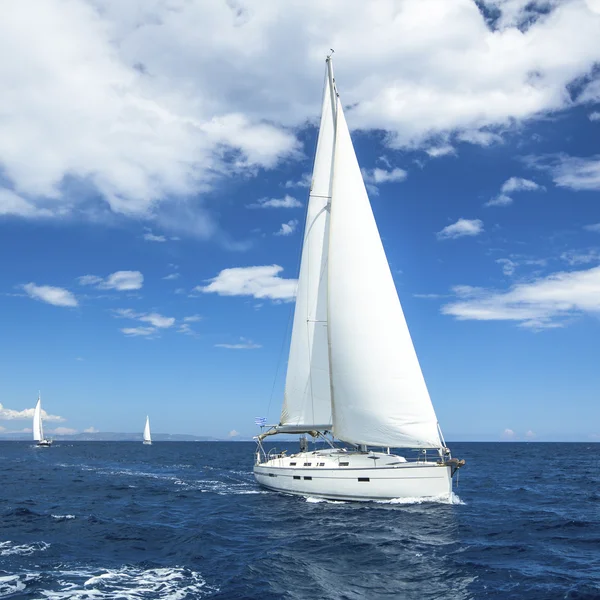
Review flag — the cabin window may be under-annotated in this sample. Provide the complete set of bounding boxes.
[293,476,301,480]
[358,477,370,482]
[304,463,312,466]
[268,473,277,477]
[318,463,325,466]
[339,462,349,466]
[289,462,296,466]
[304,476,312,480]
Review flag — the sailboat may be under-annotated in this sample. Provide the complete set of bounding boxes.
[143,416,152,445]
[33,393,53,447]
[253,56,464,502]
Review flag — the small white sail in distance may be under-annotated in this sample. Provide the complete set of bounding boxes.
[143,416,151,444]
[33,394,43,442]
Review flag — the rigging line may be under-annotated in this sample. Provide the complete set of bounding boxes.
[309,194,331,200]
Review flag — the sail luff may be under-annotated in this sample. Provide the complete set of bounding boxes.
[143,416,151,442]
[279,63,336,429]
[327,103,442,449]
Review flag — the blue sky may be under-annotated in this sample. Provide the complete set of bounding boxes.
[1,0,600,441]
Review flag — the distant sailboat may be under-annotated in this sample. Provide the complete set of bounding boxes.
[143,416,152,445]
[253,56,464,501]
[33,393,53,447]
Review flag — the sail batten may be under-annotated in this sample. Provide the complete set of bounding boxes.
[326,103,442,449]
[280,66,336,429]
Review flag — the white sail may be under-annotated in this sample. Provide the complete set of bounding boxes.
[327,103,442,449]
[33,396,43,442]
[280,65,335,429]
[143,416,151,443]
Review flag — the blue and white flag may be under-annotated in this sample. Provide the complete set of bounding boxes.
[254,417,267,427]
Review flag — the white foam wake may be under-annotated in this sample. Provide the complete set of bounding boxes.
[304,493,465,505]
[0,541,50,556]
[51,514,76,520]
[38,566,217,599]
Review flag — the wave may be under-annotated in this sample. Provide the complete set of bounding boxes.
[303,492,464,505]
[0,541,50,556]
[51,514,76,520]
[29,566,216,599]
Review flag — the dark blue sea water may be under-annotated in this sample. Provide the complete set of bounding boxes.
[1,442,599,599]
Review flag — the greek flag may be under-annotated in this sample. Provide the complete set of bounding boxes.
[254,417,267,427]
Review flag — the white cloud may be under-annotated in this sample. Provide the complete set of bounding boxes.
[560,248,600,266]
[22,283,78,307]
[425,145,455,158]
[183,315,202,322]
[362,167,407,185]
[163,273,180,280]
[548,155,600,191]
[197,265,297,301]
[485,177,543,207]
[437,218,484,240]
[589,111,600,121]
[496,258,517,276]
[215,337,262,349]
[247,195,302,209]
[50,427,78,435]
[75,357,84,361]
[121,326,156,337]
[284,174,311,189]
[1,0,600,234]
[228,429,240,437]
[0,403,65,422]
[442,264,600,328]
[78,271,143,291]
[275,219,299,236]
[143,232,167,242]
[502,428,516,440]
[84,426,98,433]
[114,308,175,329]
[525,429,536,439]
[584,223,600,233]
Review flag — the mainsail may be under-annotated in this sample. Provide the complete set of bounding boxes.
[143,416,151,443]
[33,395,43,442]
[279,65,336,429]
[327,101,442,449]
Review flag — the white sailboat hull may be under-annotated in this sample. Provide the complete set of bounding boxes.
[36,439,53,447]
[254,450,453,502]
[143,440,152,445]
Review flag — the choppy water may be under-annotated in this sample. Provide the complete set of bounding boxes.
[0,441,598,599]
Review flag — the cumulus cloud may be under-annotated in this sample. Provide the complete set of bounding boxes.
[22,283,78,307]
[247,195,302,209]
[183,315,202,323]
[442,264,600,329]
[197,265,297,301]
[584,223,600,233]
[84,426,98,433]
[228,429,240,437]
[1,0,600,235]
[163,273,180,280]
[274,219,299,236]
[590,111,600,121]
[548,155,600,191]
[0,403,65,422]
[284,174,311,189]
[78,271,143,291]
[437,218,484,240]
[485,177,543,207]
[502,428,516,440]
[525,430,536,439]
[215,337,262,349]
[425,145,456,158]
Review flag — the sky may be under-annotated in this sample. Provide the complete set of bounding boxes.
[1,0,600,442]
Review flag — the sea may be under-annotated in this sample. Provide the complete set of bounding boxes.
[0,441,598,599]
